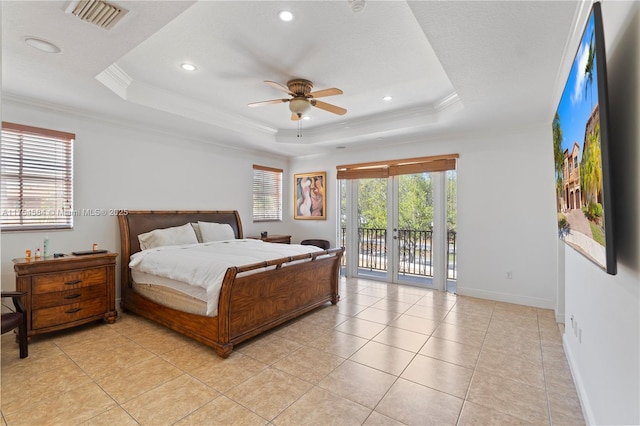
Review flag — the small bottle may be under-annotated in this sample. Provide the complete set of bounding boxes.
[44,234,50,258]
[35,248,41,259]
[92,243,98,251]
[25,249,32,260]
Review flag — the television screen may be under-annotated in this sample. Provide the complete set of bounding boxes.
[552,2,616,274]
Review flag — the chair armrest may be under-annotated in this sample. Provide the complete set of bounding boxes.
[1,291,27,298]
[1,291,27,314]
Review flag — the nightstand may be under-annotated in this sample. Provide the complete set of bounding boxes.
[13,252,118,338]
[250,235,291,244]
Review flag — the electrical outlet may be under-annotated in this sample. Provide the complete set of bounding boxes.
[506,271,512,279]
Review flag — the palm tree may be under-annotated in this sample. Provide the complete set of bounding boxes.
[580,123,602,206]
[552,112,564,210]
[584,33,595,108]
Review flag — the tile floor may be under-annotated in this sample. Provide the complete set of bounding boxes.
[1,278,585,425]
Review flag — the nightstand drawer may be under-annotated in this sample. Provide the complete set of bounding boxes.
[32,297,107,330]
[32,267,106,294]
[32,284,107,310]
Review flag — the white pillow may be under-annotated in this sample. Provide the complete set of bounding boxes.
[198,221,235,242]
[138,223,199,250]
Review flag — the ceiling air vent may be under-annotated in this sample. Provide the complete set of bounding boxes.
[66,0,129,30]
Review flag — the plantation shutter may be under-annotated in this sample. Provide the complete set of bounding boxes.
[1,122,75,230]
[252,164,283,221]
[336,154,458,179]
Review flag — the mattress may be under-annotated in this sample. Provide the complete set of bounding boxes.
[129,239,323,316]
[132,269,208,316]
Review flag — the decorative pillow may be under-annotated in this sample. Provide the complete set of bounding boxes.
[138,223,199,250]
[198,221,235,242]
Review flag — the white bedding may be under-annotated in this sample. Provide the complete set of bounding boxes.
[129,239,323,316]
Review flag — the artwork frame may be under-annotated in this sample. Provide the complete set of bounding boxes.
[294,172,326,220]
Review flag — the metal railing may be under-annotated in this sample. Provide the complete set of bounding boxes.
[340,227,457,280]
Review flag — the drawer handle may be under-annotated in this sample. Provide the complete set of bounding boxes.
[64,294,81,300]
[64,279,82,285]
[65,308,82,314]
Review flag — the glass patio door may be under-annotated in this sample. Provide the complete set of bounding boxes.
[341,171,455,291]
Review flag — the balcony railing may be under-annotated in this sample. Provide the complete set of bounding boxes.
[340,227,457,280]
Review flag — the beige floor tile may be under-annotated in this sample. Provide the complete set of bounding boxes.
[236,332,303,365]
[373,326,429,353]
[548,388,586,425]
[418,336,480,369]
[175,395,268,425]
[318,360,397,408]
[370,298,414,313]
[306,329,368,358]
[401,354,473,398]
[335,317,387,339]
[389,314,439,335]
[96,355,184,403]
[162,339,230,371]
[225,368,313,421]
[476,347,545,389]
[1,362,94,415]
[298,305,351,328]
[432,322,486,347]
[191,351,267,392]
[355,307,402,325]
[121,374,218,425]
[403,304,449,321]
[273,346,344,383]
[0,280,585,426]
[350,341,415,376]
[274,386,371,426]
[376,378,463,426]
[79,406,139,426]
[441,310,491,331]
[481,331,542,364]
[467,370,549,424]
[3,381,117,425]
[362,410,406,425]
[458,400,537,425]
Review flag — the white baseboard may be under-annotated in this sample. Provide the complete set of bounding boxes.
[563,333,595,425]
[456,286,554,309]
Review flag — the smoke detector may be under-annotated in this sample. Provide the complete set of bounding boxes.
[66,0,129,30]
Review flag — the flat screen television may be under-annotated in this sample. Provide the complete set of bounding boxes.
[552,1,616,275]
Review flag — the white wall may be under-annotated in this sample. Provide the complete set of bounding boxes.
[291,125,559,310]
[0,100,290,297]
[562,2,640,425]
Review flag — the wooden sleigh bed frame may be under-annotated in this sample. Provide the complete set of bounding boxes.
[118,210,343,358]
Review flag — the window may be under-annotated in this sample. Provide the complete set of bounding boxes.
[1,122,75,231]
[252,165,282,222]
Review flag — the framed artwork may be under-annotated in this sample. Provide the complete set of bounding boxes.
[294,172,326,220]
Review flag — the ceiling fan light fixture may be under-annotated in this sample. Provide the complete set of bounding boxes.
[289,97,311,114]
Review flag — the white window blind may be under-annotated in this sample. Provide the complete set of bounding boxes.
[252,164,282,222]
[1,122,75,231]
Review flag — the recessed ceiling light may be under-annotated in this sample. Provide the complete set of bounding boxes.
[25,37,61,53]
[278,10,294,22]
[181,63,197,71]
[383,96,393,101]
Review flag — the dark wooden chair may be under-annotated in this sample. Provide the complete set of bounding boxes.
[300,239,331,250]
[1,291,28,358]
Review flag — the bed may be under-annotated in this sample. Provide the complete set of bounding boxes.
[118,210,343,358]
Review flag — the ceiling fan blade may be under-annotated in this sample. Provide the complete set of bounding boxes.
[308,88,343,98]
[291,113,302,121]
[311,100,347,115]
[264,80,293,95]
[248,98,289,107]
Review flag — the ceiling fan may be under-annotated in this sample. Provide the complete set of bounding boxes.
[248,79,347,120]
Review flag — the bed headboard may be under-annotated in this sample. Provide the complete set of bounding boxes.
[117,210,243,287]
